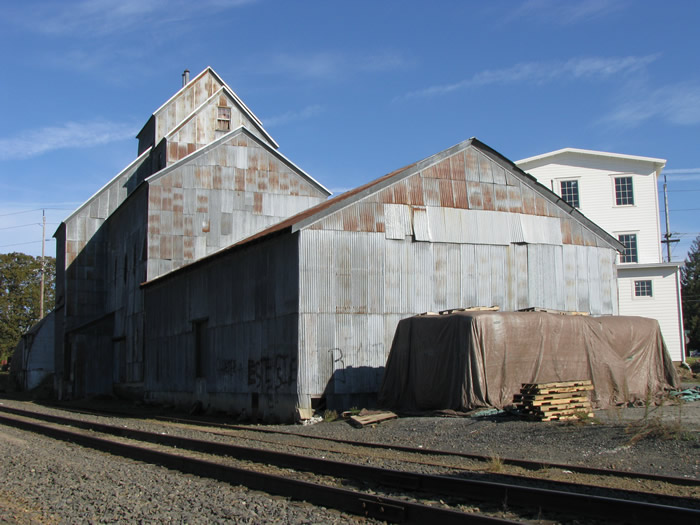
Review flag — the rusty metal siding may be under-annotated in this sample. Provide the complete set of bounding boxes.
[146,134,328,281]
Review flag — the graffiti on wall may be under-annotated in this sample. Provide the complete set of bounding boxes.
[247,354,297,392]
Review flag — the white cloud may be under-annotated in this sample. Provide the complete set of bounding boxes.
[262,50,411,80]
[603,81,700,127]
[0,121,138,160]
[262,105,323,127]
[663,167,700,175]
[12,0,257,37]
[399,54,658,100]
[507,0,627,25]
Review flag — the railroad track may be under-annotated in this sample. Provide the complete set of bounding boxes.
[34,402,700,492]
[0,404,698,524]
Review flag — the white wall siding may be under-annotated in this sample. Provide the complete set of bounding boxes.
[618,266,684,361]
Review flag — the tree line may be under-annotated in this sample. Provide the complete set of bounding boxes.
[0,253,55,362]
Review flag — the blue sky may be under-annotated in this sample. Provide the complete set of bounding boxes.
[1,0,699,261]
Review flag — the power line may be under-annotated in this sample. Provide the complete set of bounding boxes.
[0,222,59,230]
[0,239,52,248]
[0,207,75,217]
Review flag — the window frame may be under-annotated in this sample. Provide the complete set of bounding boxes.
[216,106,232,131]
[614,176,635,206]
[559,179,580,208]
[633,279,653,298]
[617,232,639,263]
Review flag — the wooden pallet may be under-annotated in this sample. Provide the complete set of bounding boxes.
[515,380,593,422]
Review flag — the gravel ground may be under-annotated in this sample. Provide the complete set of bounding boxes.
[0,420,376,524]
[282,401,700,479]
[0,387,698,523]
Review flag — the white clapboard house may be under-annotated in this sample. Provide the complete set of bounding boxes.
[517,148,686,362]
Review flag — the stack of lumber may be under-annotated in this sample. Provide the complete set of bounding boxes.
[514,380,594,421]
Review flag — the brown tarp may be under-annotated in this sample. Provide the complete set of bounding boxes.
[378,312,679,412]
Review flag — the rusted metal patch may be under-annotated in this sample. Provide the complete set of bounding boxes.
[438,179,454,207]
[253,193,263,214]
[161,186,173,212]
[407,176,424,206]
[378,187,395,204]
[342,207,360,231]
[521,186,536,215]
[465,148,480,181]
[159,235,172,260]
[507,185,523,213]
[421,178,441,206]
[449,151,466,180]
[452,180,468,209]
[535,195,548,216]
[149,185,162,209]
[467,181,483,209]
[148,213,161,235]
[358,202,378,232]
[393,181,408,203]
[184,216,194,237]
[183,236,194,259]
[235,168,245,191]
[561,218,573,245]
[196,193,209,213]
[212,167,222,190]
[481,183,495,211]
[494,184,508,212]
[423,157,451,179]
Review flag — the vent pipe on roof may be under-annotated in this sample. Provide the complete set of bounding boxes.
[182,69,190,87]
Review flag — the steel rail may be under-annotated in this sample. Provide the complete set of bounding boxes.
[0,407,698,524]
[160,414,700,486]
[0,411,512,525]
[36,402,700,486]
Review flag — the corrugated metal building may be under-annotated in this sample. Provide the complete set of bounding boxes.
[142,138,623,420]
[53,68,330,399]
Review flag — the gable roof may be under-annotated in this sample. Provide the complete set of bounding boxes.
[143,137,623,287]
[145,125,330,196]
[57,146,153,233]
[139,66,279,149]
[516,147,666,174]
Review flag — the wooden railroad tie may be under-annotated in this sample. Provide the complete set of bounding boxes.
[515,380,593,421]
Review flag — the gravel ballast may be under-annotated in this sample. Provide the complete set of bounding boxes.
[0,395,698,523]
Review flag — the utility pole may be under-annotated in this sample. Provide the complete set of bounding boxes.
[39,210,46,319]
[661,173,680,262]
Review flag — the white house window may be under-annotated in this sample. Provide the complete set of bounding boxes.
[614,176,634,205]
[560,180,580,208]
[618,233,638,263]
[216,106,231,131]
[634,280,652,297]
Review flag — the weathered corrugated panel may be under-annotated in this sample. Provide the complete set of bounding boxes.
[465,148,481,181]
[452,180,469,209]
[421,178,441,206]
[467,181,484,209]
[527,245,544,309]
[476,245,493,306]
[432,243,448,307]
[521,185,536,215]
[481,183,495,210]
[598,247,614,314]
[449,151,466,180]
[478,152,494,183]
[384,204,411,240]
[494,184,509,212]
[587,247,602,314]
[562,244,578,311]
[489,245,506,307]
[576,245,590,313]
[520,215,563,245]
[492,164,507,186]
